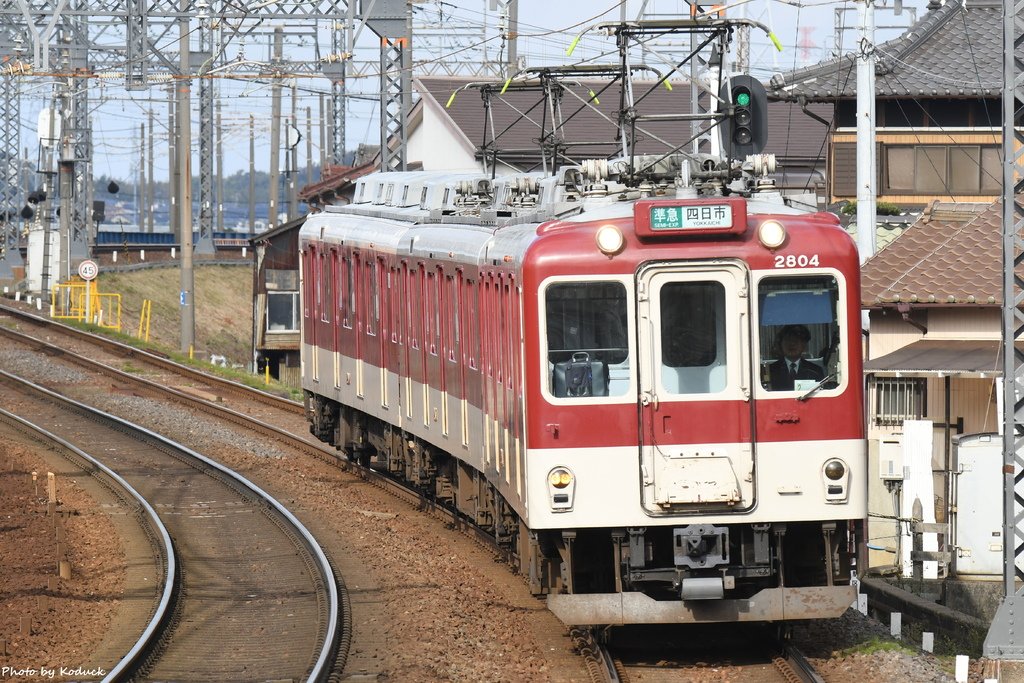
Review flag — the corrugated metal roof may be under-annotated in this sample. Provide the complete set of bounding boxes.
[864,339,1015,376]
[860,200,1004,307]
[769,0,1005,100]
[415,77,831,169]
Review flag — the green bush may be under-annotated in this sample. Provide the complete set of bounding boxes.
[840,200,902,216]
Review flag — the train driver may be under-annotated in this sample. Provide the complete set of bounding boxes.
[767,324,824,391]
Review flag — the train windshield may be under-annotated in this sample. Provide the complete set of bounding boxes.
[545,281,630,398]
[758,275,842,393]
[659,281,727,395]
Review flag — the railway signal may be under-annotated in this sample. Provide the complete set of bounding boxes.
[720,75,768,159]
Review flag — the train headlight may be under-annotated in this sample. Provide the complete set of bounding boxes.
[758,220,787,249]
[822,458,849,503]
[547,466,576,511]
[595,225,625,256]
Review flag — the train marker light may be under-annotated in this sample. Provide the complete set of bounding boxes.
[595,225,625,255]
[822,459,849,503]
[757,220,787,249]
[547,467,576,511]
[549,468,573,488]
[824,460,846,480]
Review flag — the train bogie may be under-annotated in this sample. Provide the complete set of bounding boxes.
[301,159,865,626]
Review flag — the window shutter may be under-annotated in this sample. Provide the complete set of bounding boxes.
[830,143,856,198]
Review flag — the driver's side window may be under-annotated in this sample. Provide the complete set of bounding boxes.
[758,275,841,393]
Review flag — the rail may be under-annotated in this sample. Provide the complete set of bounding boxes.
[0,369,342,682]
[0,405,177,683]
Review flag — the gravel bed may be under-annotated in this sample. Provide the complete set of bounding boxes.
[96,394,289,460]
[0,348,93,385]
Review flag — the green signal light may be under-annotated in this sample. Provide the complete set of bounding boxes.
[736,91,751,106]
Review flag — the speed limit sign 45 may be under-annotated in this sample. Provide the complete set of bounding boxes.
[78,259,98,281]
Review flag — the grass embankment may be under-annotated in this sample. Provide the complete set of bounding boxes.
[65,264,300,399]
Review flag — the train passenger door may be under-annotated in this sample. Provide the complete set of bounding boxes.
[636,261,756,514]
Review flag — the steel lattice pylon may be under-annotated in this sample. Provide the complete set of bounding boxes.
[0,71,23,277]
[67,6,89,261]
[379,36,408,172]
[125,0,148,90]
[328,14,347,167]
[196,16,215,255]
[985,0,1024,659]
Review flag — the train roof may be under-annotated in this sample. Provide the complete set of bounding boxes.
[307,153,817,230]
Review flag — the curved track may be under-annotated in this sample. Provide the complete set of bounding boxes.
[0,405,175,680]
[0,369,340,682]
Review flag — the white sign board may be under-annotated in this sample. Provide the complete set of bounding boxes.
[77,259,98,281]
[37,108,61,147]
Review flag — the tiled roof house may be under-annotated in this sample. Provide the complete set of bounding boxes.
[858,198,1015,573]
[769,0,1004,209]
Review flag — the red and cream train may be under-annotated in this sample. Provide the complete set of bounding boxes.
[300,155,865,626]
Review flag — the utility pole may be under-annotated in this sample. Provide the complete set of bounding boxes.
[248,114,255,236]
[168,81,177,239]
[268,27,283,231]
[40,88,57,292]
[319,94,327,171]
[216,100,224,232]
[306,105,313,186]
[855,0,877,263]
[178,13,195,355]
[58,107,73,285]
[287,81,298,222]
[147,108,154,232]
[138,122,145,229]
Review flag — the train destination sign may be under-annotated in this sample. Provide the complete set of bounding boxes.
[634,198,747,239]
[650,204,732,231]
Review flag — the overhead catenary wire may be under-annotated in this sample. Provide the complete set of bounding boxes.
[9,1,868,183]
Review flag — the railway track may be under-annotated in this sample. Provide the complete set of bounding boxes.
[0,403,175,680]
[0,299,593,676]
[574,624,828,683]
[0,369,342,682]
[0,300,513,551]
[0,300,303,414]
[0,299,833,681]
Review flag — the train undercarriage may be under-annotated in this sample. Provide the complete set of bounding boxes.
[307,391,860,623]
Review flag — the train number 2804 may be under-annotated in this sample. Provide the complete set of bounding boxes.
[774,254,820,268]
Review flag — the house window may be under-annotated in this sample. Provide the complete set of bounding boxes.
[873,377,927,426]
[883,145,1000,195]
[265,268,298,291]
[267,292,299,332]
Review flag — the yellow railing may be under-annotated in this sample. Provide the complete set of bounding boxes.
[137,299,152,342]
[51,280,121,332]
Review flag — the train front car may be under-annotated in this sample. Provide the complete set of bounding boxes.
[523,192,865,626]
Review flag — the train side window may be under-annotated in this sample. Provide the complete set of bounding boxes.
[366,260,377,336]
[318,251,330,323]
[344,255,355,329]
[466,280,479,370]
[545,281,629,398]
[757,275,842,393]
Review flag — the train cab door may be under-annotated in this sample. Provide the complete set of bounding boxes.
[636,260,756,514]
